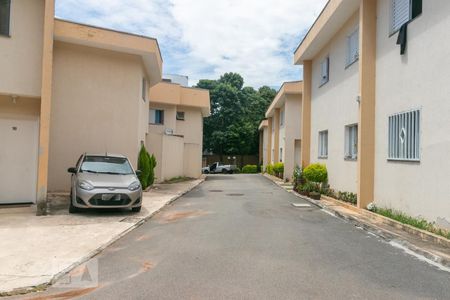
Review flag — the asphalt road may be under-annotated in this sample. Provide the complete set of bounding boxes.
[24,175,450,300]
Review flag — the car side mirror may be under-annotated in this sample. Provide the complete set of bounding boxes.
[135,170,142,176]
[67,167,77,174]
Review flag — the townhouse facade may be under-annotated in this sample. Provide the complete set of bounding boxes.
[0,0,209,215]
[260,81,302,181]
[294,0,450,229]
[148,81,210,182]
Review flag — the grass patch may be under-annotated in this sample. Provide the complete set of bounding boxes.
[372,207,450,240]
[163,176,194,184]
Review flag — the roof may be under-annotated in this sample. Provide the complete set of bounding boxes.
[149,82,211,117]
[53,19,163,86]
[265,81,303,118]
[294,0,360,64]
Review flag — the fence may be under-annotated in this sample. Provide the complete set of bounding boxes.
[202,154,260,169]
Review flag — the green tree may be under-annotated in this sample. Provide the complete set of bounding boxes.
[196,73,276,157]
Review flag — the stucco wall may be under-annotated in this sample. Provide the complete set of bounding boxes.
[310,11,359,193]
[176,106,203,144]
[48,42,144,191]
[149,103,177,135]
[161,135,184,181]
[146,132,163,183]
[279,106,286,163]
[284,95,302,180]
[374,0,450,228]
[0,0,45,97]
[184,143,202,178]
[262,127,269,167]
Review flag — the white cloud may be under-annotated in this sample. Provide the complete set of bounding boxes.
[56,0,327,87]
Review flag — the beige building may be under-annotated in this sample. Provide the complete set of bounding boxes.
[0,0,209,215]
[148,81,210,182]
[294,0,450,229]
[260,81,302,181]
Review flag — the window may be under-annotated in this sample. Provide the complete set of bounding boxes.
[176,111,185,121]
[346,28,359,67]
[142,78,147,102]
[149,109,164,125]
[0,0,11,37]
[345,124,358,160]
[391,0,422,33]
[279,148,283,162]
[280,110,285,127]
[388,109,420,161]
[318,130,328,158]
[320,57,329,86]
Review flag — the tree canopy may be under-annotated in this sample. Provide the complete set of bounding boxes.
[196,73,277,156]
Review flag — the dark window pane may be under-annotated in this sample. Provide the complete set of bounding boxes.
[411,0,422,19]
[0,0,11,36]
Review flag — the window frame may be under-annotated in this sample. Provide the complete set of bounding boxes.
[390,0,422,35]
[0,0,11,37]
[344,124,358,160]
[176,111,185,121]
[149,108,165,125]
[345,27,359,68]
[319,56,330,87]
[318,130,328,159]
[387,109,421,162]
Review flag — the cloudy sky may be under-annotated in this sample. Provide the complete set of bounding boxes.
[55,0,327,88]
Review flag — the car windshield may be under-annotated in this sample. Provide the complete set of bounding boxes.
[80,156,134,175]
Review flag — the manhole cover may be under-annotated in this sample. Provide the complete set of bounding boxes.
[226,193,244,197]
[209,190,223,192]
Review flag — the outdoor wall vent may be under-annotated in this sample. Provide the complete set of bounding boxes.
[164,128,174,135]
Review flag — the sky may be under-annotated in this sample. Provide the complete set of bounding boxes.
[55,0,327,88]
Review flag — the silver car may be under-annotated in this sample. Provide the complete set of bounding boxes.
[67,153,142,213]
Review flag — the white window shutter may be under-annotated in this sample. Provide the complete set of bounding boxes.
[392,0,411,32]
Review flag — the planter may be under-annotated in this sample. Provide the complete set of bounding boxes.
[299,191,310,197]
[309,192,321,200]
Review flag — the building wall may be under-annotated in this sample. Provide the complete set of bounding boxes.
[262,127,269,167]
[161,135,184,181]
[270,117,276,163]
[184,143,202,178]
[284,94,302,180]
[48,42,144,191]
[0,0,45,97]
[279,106,286,163]
[176,106,203,144]
[146,132,163,182]
[310,11,359,193]
[149,103,177,135]
[374,0,450,228]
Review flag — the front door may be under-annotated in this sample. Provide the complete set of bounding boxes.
[0,117,39,204]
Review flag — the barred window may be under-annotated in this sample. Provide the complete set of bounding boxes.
[388,109,420,161]
[345,124,358,160]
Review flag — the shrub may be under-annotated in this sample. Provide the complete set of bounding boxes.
[273,162,284,178]
[242,165,258,174]
[299,181,316,193]
[337,191,357,205]
[137,145,150,189]
[148,153,157,186]
[266,164,274,175]
[303,163,328,183]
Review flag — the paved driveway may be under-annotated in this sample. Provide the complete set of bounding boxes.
[22,174,450,300]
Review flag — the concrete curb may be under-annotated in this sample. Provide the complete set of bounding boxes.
[261,174,450,268]
[0,178,205,297]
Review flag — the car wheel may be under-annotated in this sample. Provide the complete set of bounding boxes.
[222,169,228,174]
[228,170,234,174]
[204,170,209,174]
[132,206,142,213]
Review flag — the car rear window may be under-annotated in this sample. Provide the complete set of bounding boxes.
[80,156,134,175]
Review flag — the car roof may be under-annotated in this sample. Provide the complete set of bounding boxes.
[84,153,127,159]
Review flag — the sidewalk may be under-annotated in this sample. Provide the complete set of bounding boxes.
[263,173,450,269]
[0,178,204,296]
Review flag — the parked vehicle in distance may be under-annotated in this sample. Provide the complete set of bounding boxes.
[67,153,142,213]
[202,162,237,174]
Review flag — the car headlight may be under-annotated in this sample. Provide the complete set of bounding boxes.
[128,181,141,191]
[78,180,94,191]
